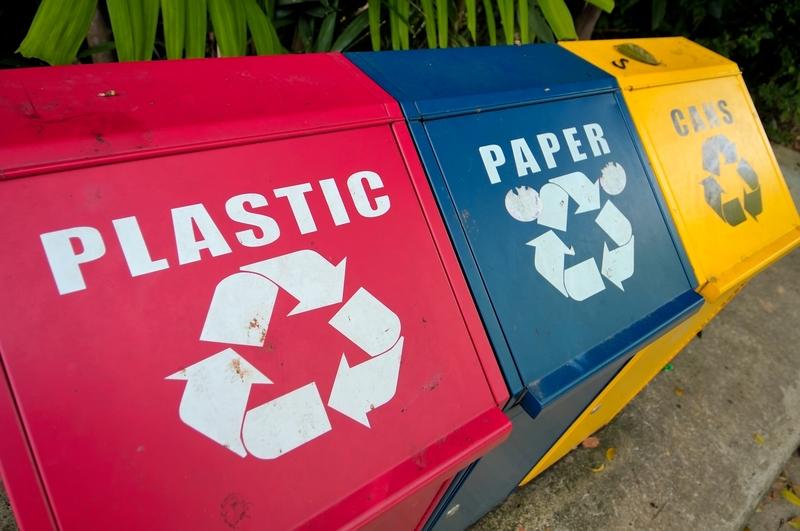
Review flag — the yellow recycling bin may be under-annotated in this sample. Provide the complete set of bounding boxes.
[520,37,800,486]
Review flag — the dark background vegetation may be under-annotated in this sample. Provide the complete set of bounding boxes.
[1,1,797,146]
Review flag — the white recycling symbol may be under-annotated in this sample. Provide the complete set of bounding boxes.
[504,162,635,301]
[166,249,404,459]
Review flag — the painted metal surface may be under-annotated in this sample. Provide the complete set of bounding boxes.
[348,44,703,530]
[0,54,510,530]
[519,282,743,485]
[562,37,800,300]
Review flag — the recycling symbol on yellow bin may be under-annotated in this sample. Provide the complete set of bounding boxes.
[701,134,762,226]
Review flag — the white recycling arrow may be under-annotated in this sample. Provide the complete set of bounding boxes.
[595,199,632,246]
[200,272,278,347]
[329,287,401,357]
[549,171,601,214]
[564,258,605,301]
[166,348,271,457]
[241,250,346,316]
[527,230,575,298]
[601,236,635,290]
[242,383,332,459]
[327,337,404,427]
[537,183,570,232]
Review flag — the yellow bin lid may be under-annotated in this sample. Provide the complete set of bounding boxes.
[561,37,800,300]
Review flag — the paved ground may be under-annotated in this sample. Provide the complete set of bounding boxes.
[1,148,799,530]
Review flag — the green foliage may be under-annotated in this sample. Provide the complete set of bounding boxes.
[17,0,603,66]
[596,0,800,146]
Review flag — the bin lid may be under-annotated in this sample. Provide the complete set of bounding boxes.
[349,45,702,412]
[0,54,510,530]
[0,53,392,178]
[348,44,613,120]
[561,37,739,90]
[562,38,800,299]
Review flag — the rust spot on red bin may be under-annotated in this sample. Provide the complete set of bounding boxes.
[220,493,250,529]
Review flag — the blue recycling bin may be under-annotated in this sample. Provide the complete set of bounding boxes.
[348,44,704,529]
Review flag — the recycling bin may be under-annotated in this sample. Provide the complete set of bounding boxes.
[348,44,704,529]
[524,37,800,484]
[0,54,512,530]
[561,37,800,300]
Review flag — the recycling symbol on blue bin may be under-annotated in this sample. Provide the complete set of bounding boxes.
[504,162,636,302]
[700,134,762,226]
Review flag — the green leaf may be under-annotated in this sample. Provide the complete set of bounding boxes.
[140,0,160,59]
[466,0,476,42]
[296,16,314,52]
[435,0,447,47]
[106,0,161,61]
[398,0,410,49]
[536,0,576,40]
[185,0,208,58]
[331,10,369,51]
[518,0,529,43]
[368,0,381,50]
[208,0,247,56]
[528,0,554,42]
[105,0,135,60]
[245,0,281,54]
[614,42,661,65]
[314,11,336,51]
[161,0,187,59]
[497,0,514,44]
[388,0,400,50]
[420,0,437,47]
[586,0,614,14]
[651,0,666,29]
[482,0,497,45]
[17,0,98,65]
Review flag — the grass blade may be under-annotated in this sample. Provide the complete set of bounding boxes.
[161,0,186,58]
[435,0,447,47]
[185,0,208,58]
[331,10,369,51]
[482,0,496,45]
[420,0,437,47]
[368,0,381,50]
[17,0,97,65]
[536,0,576,40]
[208,0,247,56]
[106,0,159,60]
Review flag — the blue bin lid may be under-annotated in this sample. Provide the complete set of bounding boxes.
[349,45,701,413]
[348,44,613,120]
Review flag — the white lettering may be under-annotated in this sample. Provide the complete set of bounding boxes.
[510,138,541,177]
[274,183,317,235]
[584,123,610,156]
[562,127,587,162]
[347,171,390,218]
[319,178,351,226]
[172,204,232,264]
[112,216,169,277]
[536,133,560,169]
[40,227,106,294]
[479,145,506,184]
[225,193,280,247]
